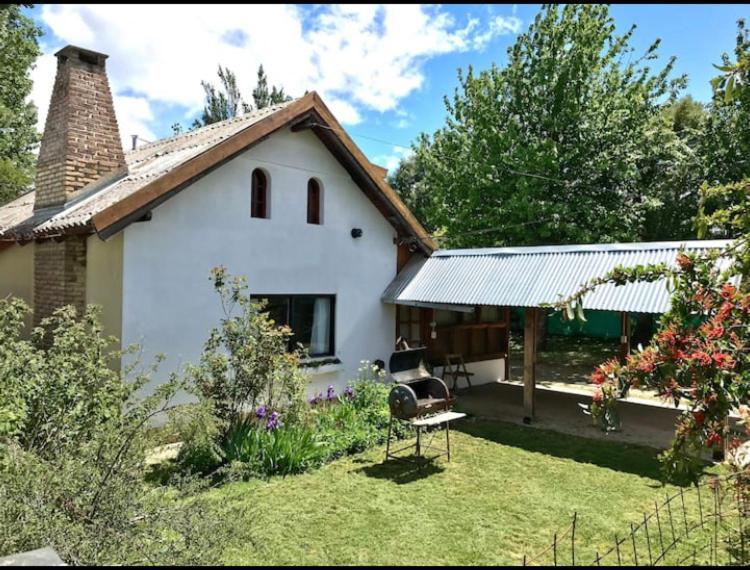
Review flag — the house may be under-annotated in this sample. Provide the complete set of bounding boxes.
[0,45,436,397]
[0,45,730,411]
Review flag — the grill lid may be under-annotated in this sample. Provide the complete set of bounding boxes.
[389,347,432,383]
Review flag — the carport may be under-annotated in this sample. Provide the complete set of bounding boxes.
[382,240,730,423]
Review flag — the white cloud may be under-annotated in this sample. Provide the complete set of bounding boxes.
[114,95,157,147]
[31,4,522,144]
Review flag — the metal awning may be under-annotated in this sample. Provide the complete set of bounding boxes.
[382,240,732,314]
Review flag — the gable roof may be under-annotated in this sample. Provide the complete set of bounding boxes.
[382,240,733,314]
[0,92,436,253]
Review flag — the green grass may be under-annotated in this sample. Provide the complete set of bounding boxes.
[201,419,718,565]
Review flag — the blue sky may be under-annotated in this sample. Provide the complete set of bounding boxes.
[26,4,749,171]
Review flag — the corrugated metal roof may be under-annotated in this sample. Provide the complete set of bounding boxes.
[382,240,733,314]
[0,100,296,240]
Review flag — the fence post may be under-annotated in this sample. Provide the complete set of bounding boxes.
[614,535,622,566]
[644,513,653,566]
[571,512,577,567]
[666,494,677,544]
[630,522,639,566]
[697,483,705,530]
[553,533,557,567]
[713,480,720,565]
[680,487,689,536]
[737,477,747,565]
[655,500,665,554]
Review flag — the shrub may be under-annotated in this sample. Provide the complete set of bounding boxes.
[0,299,234,565]
[186,266,308,428]
[223,416,325,478]
[311,362,410,461]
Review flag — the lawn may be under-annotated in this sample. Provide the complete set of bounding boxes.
[203,419,714,565]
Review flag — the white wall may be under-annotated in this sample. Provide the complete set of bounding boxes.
[121,128,397,400]
[433,358,506,389]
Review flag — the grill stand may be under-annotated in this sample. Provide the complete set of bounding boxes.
[385,411,466,466]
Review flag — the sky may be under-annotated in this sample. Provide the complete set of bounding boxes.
[26,4,749,172]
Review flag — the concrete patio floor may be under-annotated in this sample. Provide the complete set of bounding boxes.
[452,382,686,450]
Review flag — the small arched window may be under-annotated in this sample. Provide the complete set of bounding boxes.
[251,169,269,219]
[307,178,321,225]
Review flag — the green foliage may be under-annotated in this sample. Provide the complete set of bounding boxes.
[701,19,750,186]
[0,299,230,565]
[223,417,325,478]
[387,153,435,233]
[192,66,246,128]
[251,64,292,111]
[0,5,41,205]
[191,64,292,129]
[404,4,686,248]
[312,363,409,460]
[185,266,307,428]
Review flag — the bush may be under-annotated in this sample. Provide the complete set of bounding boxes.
[310,362,411,461]
[223,415,326,477]
[0,299,234,565]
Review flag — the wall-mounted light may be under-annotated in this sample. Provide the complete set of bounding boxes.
[351,228,363,238]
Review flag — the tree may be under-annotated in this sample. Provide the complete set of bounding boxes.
[700,19,750,186]
[191,64,292,129]
[251,64,291,111]
[640,97,707,240]
[0,5,41,205]
[192,66,247,129]
[387,151,436,233]
[404,4,685,248]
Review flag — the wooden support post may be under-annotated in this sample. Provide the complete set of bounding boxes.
[619,311,631,362]
[523,307,538,422]
[504,307,511,381]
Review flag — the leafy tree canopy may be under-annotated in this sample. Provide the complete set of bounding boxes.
[0,4,41,205]
[393,4,688,248]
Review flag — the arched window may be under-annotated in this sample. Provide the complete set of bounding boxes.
[307,178,321,225]
[251,169,269,219]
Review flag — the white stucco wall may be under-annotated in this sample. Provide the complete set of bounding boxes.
[433,358,506,388]
[120,128,397,399]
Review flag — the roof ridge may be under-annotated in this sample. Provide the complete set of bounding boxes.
[125,99,298,156]
[435,240,733,257]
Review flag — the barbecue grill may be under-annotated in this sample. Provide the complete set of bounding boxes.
[388,347,451,420]
[385,347,460,464]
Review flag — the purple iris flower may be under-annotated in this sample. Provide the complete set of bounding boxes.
[266,411,281,431]
[309,393,322,406]
[326,384,336,401]
[256,405,267,419]
[344,385,354,399]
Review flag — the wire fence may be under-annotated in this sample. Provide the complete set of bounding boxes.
[522,473,750,566]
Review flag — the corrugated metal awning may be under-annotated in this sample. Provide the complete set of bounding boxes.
[382,240,733,314]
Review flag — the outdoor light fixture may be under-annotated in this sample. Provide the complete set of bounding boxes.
[351,228,363,238]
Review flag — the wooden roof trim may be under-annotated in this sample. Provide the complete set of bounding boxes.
[91,91,436,252]
[92,93,317,234]
[307,93,436,252]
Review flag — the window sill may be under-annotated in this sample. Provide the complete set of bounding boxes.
[300,356,344,376]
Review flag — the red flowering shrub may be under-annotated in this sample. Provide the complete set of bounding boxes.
[555,180,750,482]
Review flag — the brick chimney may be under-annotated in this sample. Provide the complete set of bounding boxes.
[34,45,126,211]
[33,46,125,327]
